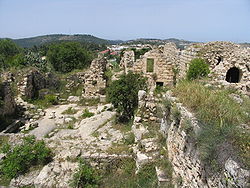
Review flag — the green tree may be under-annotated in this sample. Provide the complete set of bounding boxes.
[47,42,93,73]
[186,58,210,80]
[107,72,147,122]
[0,39,21,58]
[0,39,23,70]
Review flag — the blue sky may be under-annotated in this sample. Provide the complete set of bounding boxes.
[0,0,250,42]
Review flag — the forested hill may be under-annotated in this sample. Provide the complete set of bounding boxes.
[12,34,123,48]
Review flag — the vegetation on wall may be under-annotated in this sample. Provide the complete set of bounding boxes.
[173,81,250,171]
[107,72,147,122]
[186,58,210,80]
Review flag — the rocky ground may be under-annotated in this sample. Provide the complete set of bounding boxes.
[0,98,138,187]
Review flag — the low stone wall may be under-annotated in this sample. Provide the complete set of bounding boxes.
[161,91,249,188]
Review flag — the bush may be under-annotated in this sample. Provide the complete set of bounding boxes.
[45,94,58,105]
[186,58,210,80]
[47,42,93,73]
[107,72,147,122]
[0,136,52,179]
[81,109,94,118]
[62,107,78,115]
[69,159,99,188]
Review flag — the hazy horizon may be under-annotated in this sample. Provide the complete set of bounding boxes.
[1,0,250,43]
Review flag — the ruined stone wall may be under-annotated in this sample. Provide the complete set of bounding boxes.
[179,45,201,79]
[120,50,135,74]
[83,56,107,98]
[18,69,60,99]
[131,43,179,90]
[161,91,249,188]
[0,81,16,116]
[178,42,250,95]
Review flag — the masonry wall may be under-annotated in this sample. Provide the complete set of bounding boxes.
[161,91,250,188]
[131,43,179,89]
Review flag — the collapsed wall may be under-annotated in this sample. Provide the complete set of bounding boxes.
[18,69,60,99]
[0,73,17,131]
[179,42,250,95]
[83,56,107,99]
[161,91,249,188]
[123,43,179,90]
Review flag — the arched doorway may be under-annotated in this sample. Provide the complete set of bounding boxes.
[225,67,241,83]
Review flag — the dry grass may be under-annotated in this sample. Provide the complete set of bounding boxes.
[173,80,250,169]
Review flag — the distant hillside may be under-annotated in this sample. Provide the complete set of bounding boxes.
[124,38,197,49]
[12,34,123,48]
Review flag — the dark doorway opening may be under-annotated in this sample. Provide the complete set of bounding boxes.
[156,82,164,87]
[226,67,241,83]
[216,57,223,65]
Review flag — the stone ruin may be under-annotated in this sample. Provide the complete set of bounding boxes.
[121,43,180,90]
[18,69,60,99]
[82,56,107,100]
[179,41,250,95]
[121,41,250,95]
[0,73,16,117]
[120,50,135,74]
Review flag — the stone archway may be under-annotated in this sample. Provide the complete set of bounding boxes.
[225,67,241,83]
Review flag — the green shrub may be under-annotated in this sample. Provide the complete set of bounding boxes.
[124,132,135,145]
[81,109,94,119]
[45,94,58,105]
[62,107,78,115]
[69,159,99,188]
[186,58,210,80]
[0,136,52,179]
[107,72,147,122]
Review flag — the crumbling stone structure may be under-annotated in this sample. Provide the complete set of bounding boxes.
[179,42,250,95]
[120,50,135,74]
[18,69,60,99]
[122,43,179,90]
[83,56,107,99]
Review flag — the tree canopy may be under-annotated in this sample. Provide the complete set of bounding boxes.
[107,72,147,122]
[47,42,93,73]
[0,39,24,70]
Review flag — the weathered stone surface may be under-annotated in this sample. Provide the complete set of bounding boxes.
[122,43,179,90]
[120,50,135,74]
[83,56,107,98]
[18,69,60,99]
[225,159,250,188]
[179,41,250,95]
[67,96,80,102]
[0,80,16,117]
[163,91,250,188]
